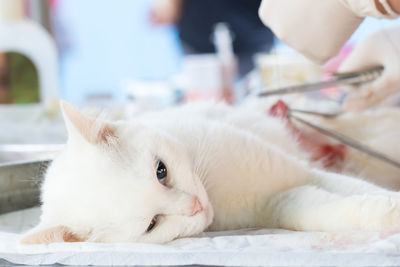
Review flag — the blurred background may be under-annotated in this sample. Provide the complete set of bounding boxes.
[1,0,399,106]
[0,0,400,147]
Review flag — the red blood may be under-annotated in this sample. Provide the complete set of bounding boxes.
[312,144,347,168]
[269,100,290,119]
[268,100,302,137]
[268,100,347,169]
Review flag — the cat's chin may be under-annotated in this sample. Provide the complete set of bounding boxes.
[202,204,214,229]
[198,204,214,231]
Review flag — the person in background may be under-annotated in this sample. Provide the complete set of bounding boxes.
[151,0,275,76]
[259,0,400,111]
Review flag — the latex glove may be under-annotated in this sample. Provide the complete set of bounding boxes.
[339,27,400,111]
[258,0,363,64]
[258,0,397,64]
[340,0,399,18]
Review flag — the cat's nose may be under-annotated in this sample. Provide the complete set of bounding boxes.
[191,197,203,216]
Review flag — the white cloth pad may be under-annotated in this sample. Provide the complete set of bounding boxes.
[1,208,400,266]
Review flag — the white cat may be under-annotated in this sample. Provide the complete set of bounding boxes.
[21,100,400,244]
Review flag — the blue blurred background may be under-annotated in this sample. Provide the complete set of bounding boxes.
[55,0,182,102]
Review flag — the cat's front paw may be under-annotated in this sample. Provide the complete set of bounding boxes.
[357,195,400,230]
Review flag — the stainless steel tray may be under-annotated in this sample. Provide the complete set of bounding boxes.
[0,144,62,214]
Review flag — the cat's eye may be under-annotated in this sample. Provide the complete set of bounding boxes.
[156,160,167,184]
[146,215,158,232]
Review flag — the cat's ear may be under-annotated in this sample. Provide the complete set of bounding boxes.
[60,101,115,144]
[20,226,85,244]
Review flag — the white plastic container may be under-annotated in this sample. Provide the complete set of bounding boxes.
[0,20,58,107]
[181,54,223,101]
[0,0,58,110]
[255,52,321,90]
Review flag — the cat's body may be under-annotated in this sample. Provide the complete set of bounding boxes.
[299,108,400,189]
[22,100,400,244]
[140,102,312,231]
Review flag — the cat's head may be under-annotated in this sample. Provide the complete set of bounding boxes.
[21,102,213,244]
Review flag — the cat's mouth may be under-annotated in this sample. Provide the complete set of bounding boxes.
[191,197,213,222]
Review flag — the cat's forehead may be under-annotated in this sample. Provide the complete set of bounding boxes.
[64,140,155,174]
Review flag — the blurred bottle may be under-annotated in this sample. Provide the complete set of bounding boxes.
[213,23,237,104]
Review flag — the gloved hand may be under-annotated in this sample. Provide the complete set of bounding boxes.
[258,0,396,64]
[339,0,399,18]
[338,27,400,111]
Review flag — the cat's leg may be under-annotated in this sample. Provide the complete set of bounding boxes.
[263,184,400,231]
[310,169,394,196]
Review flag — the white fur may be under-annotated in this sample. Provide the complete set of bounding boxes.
[244,95,400,189]
[25,100,400,244]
